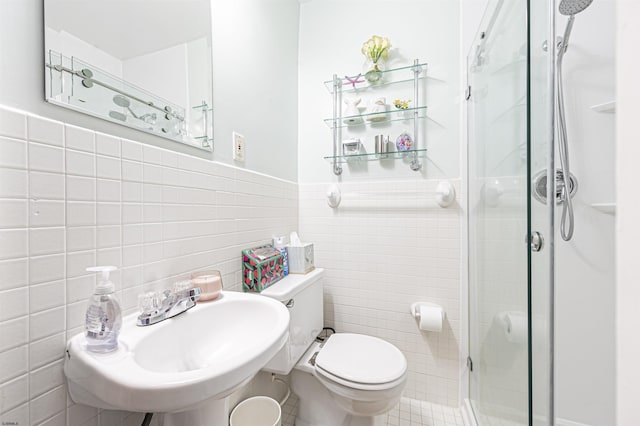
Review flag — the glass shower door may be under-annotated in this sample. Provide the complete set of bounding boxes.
[468,0,554,424]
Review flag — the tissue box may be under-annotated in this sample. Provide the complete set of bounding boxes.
[287,243,314,274]
[242,245,285,292]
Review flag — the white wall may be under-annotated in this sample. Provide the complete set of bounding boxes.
[297,0,463,406]
[554,1,616,425]
[211,0,300,182]
[0,105,298,425]
[616,0,640,425]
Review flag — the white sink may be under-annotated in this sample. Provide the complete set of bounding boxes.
[64,291,289,420]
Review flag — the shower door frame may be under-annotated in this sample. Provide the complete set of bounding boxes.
[542,0,556,423]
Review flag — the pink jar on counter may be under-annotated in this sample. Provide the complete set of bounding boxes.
[190,270,223,301]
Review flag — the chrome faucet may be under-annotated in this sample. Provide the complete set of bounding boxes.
[137,282,201,326]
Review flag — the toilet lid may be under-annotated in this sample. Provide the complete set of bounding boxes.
[315,333,407,385]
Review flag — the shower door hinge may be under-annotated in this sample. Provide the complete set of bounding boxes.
[467,356,473,372]
[465,86,472,101]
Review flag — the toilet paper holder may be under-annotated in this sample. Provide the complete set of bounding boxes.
[410,302,445,332]
[410,302,445,320]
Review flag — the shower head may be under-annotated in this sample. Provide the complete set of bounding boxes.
[559,0,593,16]
[113,95,131,108]
[557,0,593,60]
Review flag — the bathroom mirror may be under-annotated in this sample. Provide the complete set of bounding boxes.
[44,0,213,151]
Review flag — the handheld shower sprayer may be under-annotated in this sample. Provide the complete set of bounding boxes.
[558,0,593,56]
[555,0,593,241]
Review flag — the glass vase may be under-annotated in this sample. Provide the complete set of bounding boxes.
[364,60,384,84]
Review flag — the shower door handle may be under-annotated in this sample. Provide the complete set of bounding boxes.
[528,232,544,252]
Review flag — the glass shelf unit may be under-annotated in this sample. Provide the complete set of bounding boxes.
[323,148,428,164]
[323,62,428,94]
[324,105,428,129]
[326,59,425,175]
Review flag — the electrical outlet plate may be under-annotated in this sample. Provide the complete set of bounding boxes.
[233,131,245,162]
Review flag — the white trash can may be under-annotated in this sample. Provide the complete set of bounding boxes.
[230,396,282,426]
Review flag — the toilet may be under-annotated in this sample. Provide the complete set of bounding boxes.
[260,268,407,426]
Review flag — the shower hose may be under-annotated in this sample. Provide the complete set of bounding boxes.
[556,28,575,241]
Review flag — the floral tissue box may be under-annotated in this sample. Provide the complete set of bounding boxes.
[242,245,285,292]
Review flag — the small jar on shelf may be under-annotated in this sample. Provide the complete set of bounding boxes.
[393,99,412,119]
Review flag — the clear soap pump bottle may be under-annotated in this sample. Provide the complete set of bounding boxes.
[85,266,122,353]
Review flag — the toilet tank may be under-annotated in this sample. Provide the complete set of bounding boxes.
[260,268,324,374]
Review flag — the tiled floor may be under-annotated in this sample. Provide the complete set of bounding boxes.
[281,393,298,426]
[281,394,464,426]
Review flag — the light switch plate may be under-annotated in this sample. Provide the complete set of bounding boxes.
[233,132,245,162]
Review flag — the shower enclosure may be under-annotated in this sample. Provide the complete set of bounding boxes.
[467,0,553,424]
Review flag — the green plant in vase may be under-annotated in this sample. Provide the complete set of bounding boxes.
[393,99,412,118]
[361,35,391,84]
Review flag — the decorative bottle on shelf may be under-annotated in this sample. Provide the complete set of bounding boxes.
[85,266,122,353]
[396,131,414,151]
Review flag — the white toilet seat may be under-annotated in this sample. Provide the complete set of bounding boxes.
[313,333,407,391]
[315,364,407,392]
[292,333,408,421]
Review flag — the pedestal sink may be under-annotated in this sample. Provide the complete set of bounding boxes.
[64,291,290,426]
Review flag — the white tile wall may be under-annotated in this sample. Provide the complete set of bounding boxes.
[0,105,298,426]
[299,180,463,407]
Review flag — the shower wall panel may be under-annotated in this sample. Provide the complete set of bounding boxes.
[553,1,616,425]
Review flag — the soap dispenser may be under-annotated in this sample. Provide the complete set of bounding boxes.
[85,266,122,353]
[273,236,289,276]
